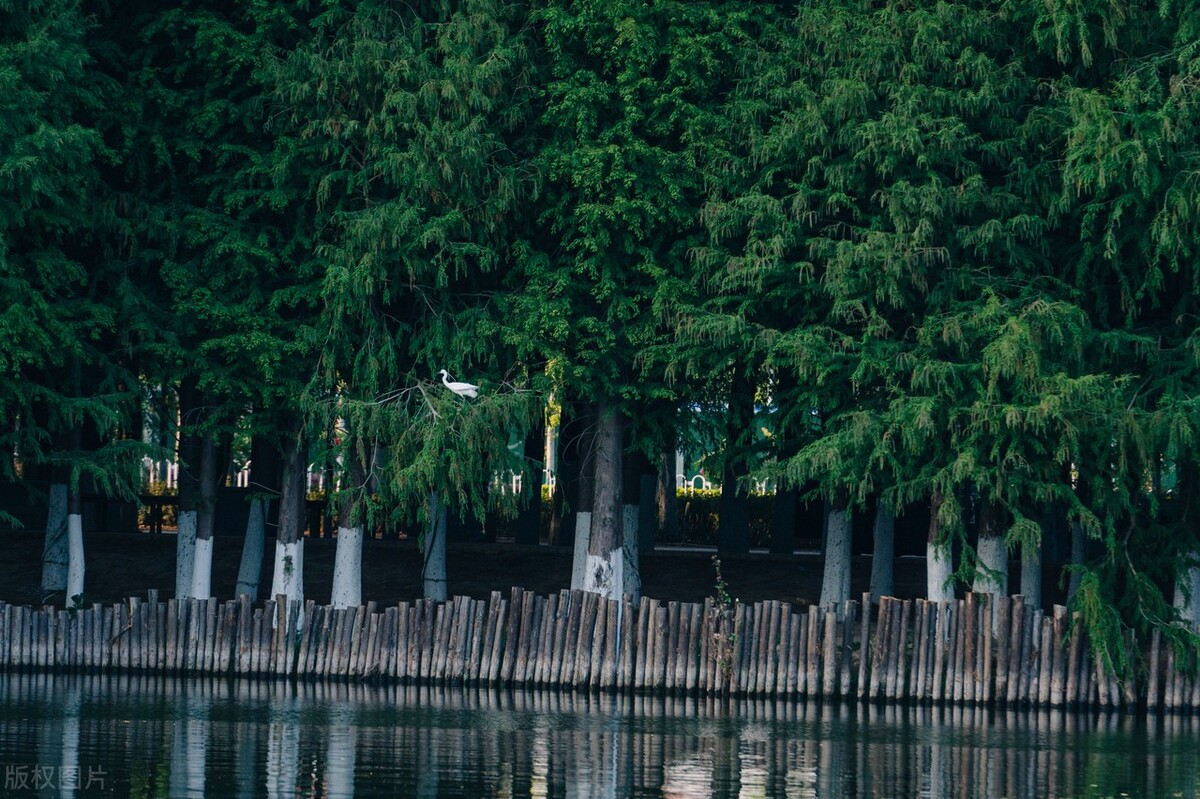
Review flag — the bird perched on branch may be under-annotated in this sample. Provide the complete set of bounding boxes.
[438,369,479,399]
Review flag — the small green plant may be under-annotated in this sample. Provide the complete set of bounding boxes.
[283,555,294,579]
[68,593,88,613]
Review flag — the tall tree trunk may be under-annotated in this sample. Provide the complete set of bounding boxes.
[819,489,852,609]
[927,488,954,602]
[189,435,219,599]
[869,499,895,603]
[236,435,278,602]
[621,444,652,604]
[331,446,366,609]
[269,424,307,614]
[175,378,201,600]
[41,482,68,598]
[569,425,596,591]
[1021,538,1042,609]
[583,402,624,599]
[66,482,85,608]
[423,491,448,601]
[972,499,1008,597]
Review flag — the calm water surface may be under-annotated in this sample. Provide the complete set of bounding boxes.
[1,672,1198,798]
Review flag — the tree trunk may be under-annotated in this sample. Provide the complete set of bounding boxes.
[819,489,852,609]
[269,425,307,613]
[423,491,448,601]
[621,445,652,604]
[569,428,596,591]
[972,500,1008,597]
[1021,538,1042,610]
[41,482,68,598]
[583,403,624,599]
[66,484,85,607]
[236,435,278,602]
[175,378,201,600]
[869,500,895,603]
[927,488,954,602]
[189,435,219,599]
[331,449,366,609]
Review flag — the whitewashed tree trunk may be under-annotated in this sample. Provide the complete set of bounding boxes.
[583,405,624,600]
[66,501,85,608]
[869,505,894,603]
[926,489,954,602]
[175,509,197,600]
[235,498,267,602]
[819,504,852,610]
[423,492,448,601]
[570,512,592,590]
[1174,562,1200,624]
[41,483,69,597]
[973,534,1008,597]
[189,437,219,600]
[270,428,307,621]
[190,535,213,600]
[331,523,363,609]
[1021,540,1042,610]
[269,538,305,609]
[622,503,641,603]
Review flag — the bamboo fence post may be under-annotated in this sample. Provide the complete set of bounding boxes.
[840,600,857,698]
[781,610,798,697]
[857,594,872,699]
[489,597,508,685]
[894,600,912,701]
[499,588,522,685]
[993,596,1010,703]
[1005,596,1024,702]
[529,593,552,685]
[961,594,976,704]
[820,604,838,698]
[931,601,948,703]
[634,597,651,691]
[1049,606,1067,706]
[868,598,890,700]
[805,606,820,697]
[575,592,599,687]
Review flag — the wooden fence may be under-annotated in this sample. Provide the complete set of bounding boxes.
[0,589,1196,711]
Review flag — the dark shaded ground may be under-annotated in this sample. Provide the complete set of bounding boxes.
[1,530,933,610]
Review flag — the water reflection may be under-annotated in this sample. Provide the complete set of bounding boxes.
[0,673,1198,798]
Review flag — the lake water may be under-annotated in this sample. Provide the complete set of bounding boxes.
[0,672,1197,798]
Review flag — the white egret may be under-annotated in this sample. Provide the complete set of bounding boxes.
[438,369,479,399]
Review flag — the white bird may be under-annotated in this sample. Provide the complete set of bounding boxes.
[438,369,479,399]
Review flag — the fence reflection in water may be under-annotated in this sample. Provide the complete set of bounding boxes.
[1,673,1198,798]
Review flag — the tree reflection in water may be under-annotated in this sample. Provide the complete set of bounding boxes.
[0,673,1197,798]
